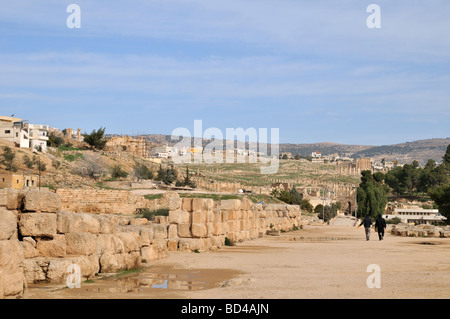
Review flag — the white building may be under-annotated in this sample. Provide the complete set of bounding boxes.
[0,116,49,152]
[385,209,447,225]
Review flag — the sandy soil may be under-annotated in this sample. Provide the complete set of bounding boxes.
[23,225,450,299]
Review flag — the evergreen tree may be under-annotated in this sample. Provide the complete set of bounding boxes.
[357,170,388,218]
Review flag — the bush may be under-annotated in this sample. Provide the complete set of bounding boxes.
[386,217,402,224]
[111,164,128,179]
[141,208,169,221]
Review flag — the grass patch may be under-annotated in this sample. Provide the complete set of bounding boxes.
[144,193,164,201]
[139,208,170,221]
[63,153,83,162]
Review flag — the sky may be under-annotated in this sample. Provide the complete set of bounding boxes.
[0,0,449,146]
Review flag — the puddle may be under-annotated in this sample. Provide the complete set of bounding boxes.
[417,242,440,246]
[24,266,242,298]
[82,266,242,294]
[287,236,354,242]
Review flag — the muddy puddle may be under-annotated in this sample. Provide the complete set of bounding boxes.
[24,265,243,299]
[286,236,355,242]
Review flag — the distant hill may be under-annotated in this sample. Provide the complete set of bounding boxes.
[137,134,450,166]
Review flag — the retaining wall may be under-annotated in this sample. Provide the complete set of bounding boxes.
[0,188,302,298]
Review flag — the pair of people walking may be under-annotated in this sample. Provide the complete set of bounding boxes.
[359,214,386,241]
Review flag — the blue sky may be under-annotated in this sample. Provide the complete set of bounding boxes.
[0,0,449,145]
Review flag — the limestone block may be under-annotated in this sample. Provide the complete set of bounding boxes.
[222,210,229,222]
[168,224,178,239]
[23,189,61,213]
[191,223,207,238]
[140,246,159,262]
[192,198,204,212]
[57,211,101,234]
[0,268,24,297]
[6,188,26,210]
[0,189,6,207]
[65,232,97,256]
[22,258,47,284]
[97,214,118,234]
[36,235,67,257]
[116,232,143,252]
[19,213,57,238]
[167,239,178,252]
[0,208,17,240]
[168,211,190,224]
[168,196,182,211]
[192,211,206,224]
[207,211,215,223]
[21,237,39,258]
[182,198,193,212]
[178,223,191,238]
[220,199,240,211]
[130,218,148,226]
[153,224,167,240]
[0,240,24,271]
[47,255,99,283]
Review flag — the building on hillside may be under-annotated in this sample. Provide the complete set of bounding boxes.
[311,151,322,158]
[385,208,447,225]
[0,172,39,189]
[0,116,49,152]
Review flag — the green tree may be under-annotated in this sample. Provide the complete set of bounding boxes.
[428,184,450,222]
[1,146,17,172]
[82,127,107,150]
[357,170,388,218]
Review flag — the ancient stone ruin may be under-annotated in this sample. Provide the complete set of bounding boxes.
[0,188,303,298]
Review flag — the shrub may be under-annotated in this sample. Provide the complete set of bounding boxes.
[111,164,128,178]
[141,208,169,221]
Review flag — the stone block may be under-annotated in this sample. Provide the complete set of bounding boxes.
[169,211,190,224]
[182,198,193,212]
[153,224,167,240]
[167,196,181,212]
[21,237,39,258]
[167,239,179,251]
[47,255,99,283]
[116,232,143,252]
[168,224,178,239]
[0,240,24,273]
[220,199,240,211]
[0,208,17,240]
[192,211,206,224]
[19,213,57,238]
[192,198,205,212]
[191,223,207,238]
[36,235,67,257]
[23,189,61,213]
[65,232,97,256]
[178,223,191,238]
[6,189,26,210]
[0,268,24,297]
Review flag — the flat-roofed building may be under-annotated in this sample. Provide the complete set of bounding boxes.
[0,173,39,190]
[385,208,447,225]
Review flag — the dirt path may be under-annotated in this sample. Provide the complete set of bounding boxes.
[23,225,450,299]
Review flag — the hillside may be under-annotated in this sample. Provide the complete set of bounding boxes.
[139,134,450,165]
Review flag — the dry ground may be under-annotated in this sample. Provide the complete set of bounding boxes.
[23,225,450,299]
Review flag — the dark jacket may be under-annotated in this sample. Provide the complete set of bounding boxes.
[375,217,386,230]
[359,217,372,228]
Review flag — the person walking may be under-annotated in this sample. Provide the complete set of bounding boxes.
[359,214,372,241]
[375,214,387,241]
